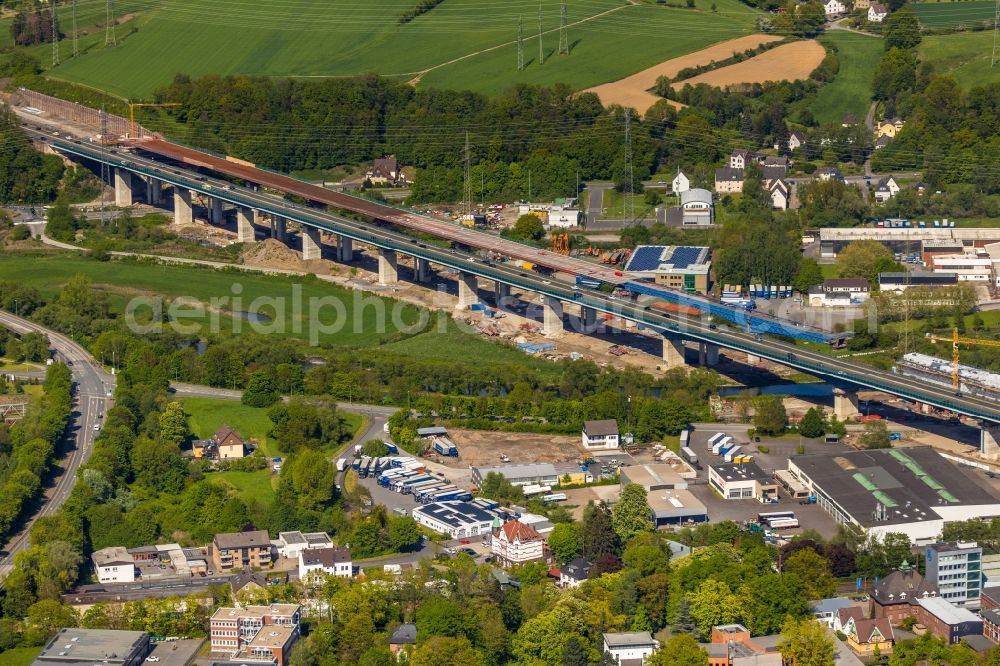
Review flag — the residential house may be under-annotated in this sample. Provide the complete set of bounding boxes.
[582,419,620,449]
[854,0,871,9]
[715,167,744,193]
[762,155,789,169]
[560,558,592,588]
[603,632,658,665]
[761,165,788,181]
[679,188,714,225]
[389,624,417,660]
[842,113,857,127]
[812,597,854,628]
[768,179,790,210]
[276,531,334,560]
[212,425,246,459]
[868,2,888,21]
[492,520,546,568]
[210,604,301,666]
[231,570,270,600]
[874,176,900,203]
[877,118,900,138]
[788,131,806,152]
[822,278,870,301]
[824,0,847,15]
[730,149,756,169]
[298,546,352,581]
[672,169,691,194]
[212,529,273,571]
[366,156,405,186]
[816,166,845,182]
[839,609,894,658]
[871,561,939,624]
[875,135,891,150]
[92,546,136,584]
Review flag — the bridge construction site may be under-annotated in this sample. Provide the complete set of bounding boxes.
[11,87,1000,458]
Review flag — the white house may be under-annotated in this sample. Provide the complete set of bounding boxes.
[788,131,806,152]
[492,520,546,568]
[671,169,691,194]
[769,179,790,210]
[560,558,592,588]
[92,546,136,583]
[277,531,333,560]
[298,546,352,581]
[730,149,755,170]
[582,419,620,450]
[824,0,846,16]
[874,176,900,203]
[603,632,658,665]
[868,2,888,22]
[412,501,497,539]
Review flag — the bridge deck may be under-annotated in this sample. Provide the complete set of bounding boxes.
[131,138,632,284]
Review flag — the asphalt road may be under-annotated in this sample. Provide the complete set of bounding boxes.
[0,311,115,579]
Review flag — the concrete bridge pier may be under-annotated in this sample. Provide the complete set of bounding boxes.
[580,306,598,333]
[699,342,720,366]
[746,353,762,366]
[416,258,432,283]
[236,207,255,243]
[662,337,686,370]
[379,248,399,286]
[495,282,511,304]
[337,235,354,262]
[302,227,322,261]
[833,388,860,421]
[271,216,287,241]
[457,272,478,309]
[114,169,134,207]
[542,296,564,337]
[173,187,193,226]
[147,178,162,206]
[209,197,224,225]
[982,424,1000,460]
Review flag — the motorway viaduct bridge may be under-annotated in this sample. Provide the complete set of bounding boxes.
[28,127,1000,454]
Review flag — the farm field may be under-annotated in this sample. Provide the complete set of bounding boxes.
[584,33,781,114]
[911,1,996,28]
[0,254,424,347]
[671,40,825,90]
[920,31,1000,88]
[35,0,760,99]
[808,31,883,126]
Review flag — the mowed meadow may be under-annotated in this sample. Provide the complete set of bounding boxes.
[35,0,760,99]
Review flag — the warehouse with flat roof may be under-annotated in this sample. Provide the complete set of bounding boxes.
[471,463,559,488]
[620,464,688,491]
[412,501,498,539]
[647,488,708,526]
[33,629,150,666]
[788,447,1000,542]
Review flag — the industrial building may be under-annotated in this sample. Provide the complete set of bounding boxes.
[619,464,688,491]
[788,447,1000,542]
[647,488,708,526]
[623,246,711,294]
[412,501,498,539]
[708,462,779,502]
[664,188,715,227]
[898,353,1000,403]
[33,629,150,666]
[878,271,958,292]
[471,463,560,488]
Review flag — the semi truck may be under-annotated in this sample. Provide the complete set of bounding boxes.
[681,446,699,467]
[336,458,348,472]
[434,439,458,457]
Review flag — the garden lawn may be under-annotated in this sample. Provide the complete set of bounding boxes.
[808,32,883,126]
[211,470,277,505]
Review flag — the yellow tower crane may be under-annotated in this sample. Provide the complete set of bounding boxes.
[925,327,1000,390]
[128,102,181,136]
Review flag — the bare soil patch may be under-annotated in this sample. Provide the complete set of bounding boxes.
[672,40,825,90]
[440,428,585,469]
[584,34,782,114]
[241,238,340,276]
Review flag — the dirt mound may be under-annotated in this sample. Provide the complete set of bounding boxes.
[241,238,338,275]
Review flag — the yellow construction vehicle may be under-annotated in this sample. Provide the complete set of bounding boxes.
[925,327,1000,390]
[128,102,181,136]
[550,233,570,255]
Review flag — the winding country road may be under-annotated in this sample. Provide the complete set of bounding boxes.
[0,311,115,579]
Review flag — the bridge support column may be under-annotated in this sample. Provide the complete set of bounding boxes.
[746,353,762,366]
[542,296,564,337]
[147,178,162,206]
[337,235,354,262]
[662,337,686,370]
[378,248,398,286]
[114,169,134,207]
[302,227,322,261]
[416,258,432,283]
[457,272,478,309]
[700,343,720,366]
[271,216,287,241]
[173,187,193,226]
[495,282,511,303]
[580,306,598,333]
[237,207,255,243]
[833,388,860,421]
[982,424,1000,460]
[209,197,223,225]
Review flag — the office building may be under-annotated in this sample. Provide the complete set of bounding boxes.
[926,541,983,607]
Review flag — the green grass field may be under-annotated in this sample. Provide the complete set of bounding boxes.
[920,31,1000,88]
[0,647,42,666]
[809,32,883,126]
[911,1,996,28]
[0,254,423,347]
[212,470,277,504]
[29,0,759,99]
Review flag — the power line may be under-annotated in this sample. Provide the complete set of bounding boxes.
[463,131,472,217]
[559,1,568,55]
[51,1,60,67]
[517,15,524,71]
[105,0,117,47]
[623,109,634,223]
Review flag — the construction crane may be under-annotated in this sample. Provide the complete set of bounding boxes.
[128,102,181,136]
[925,327,1000,390]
